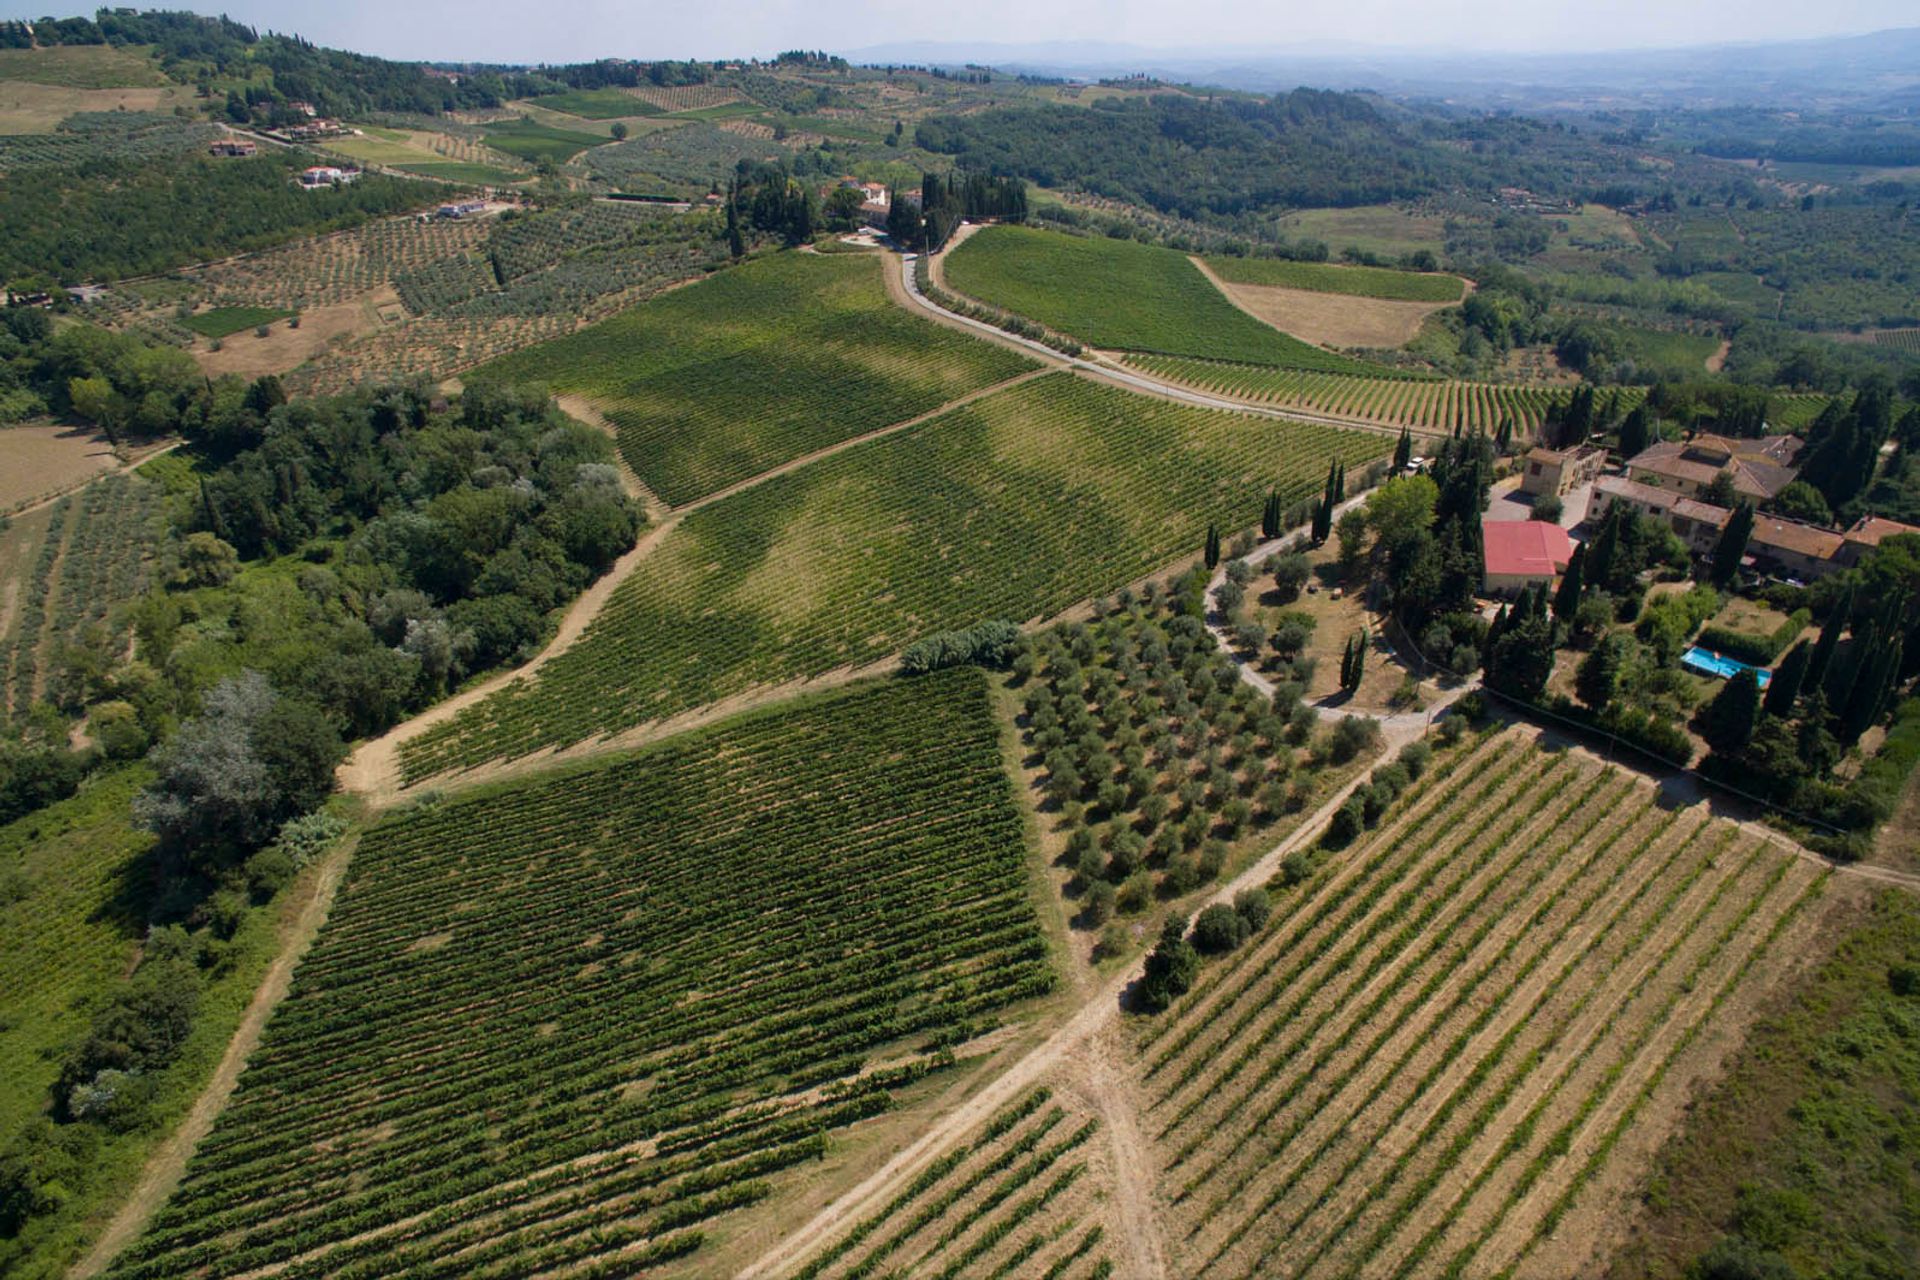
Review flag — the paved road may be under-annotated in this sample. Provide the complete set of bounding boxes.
[898,249,1450,443]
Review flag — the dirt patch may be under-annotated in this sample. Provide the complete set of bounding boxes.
[0,423,118,510]
[1705,340,1731,374]
[1194,258,1455,350]
[193,288,396,381]
[405,931,453,954]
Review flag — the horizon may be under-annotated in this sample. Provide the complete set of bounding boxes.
[2,0,1916,66]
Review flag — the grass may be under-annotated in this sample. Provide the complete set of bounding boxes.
[479,117,611,163]
[0,768,155,1138]
[1274,205,1448,260]
[111,671,1054,1280]
[180,306,292,339]
[393,160,525,185]
[523,88,663,120]
[944,226,1393,372]
[1607,888,1920,1280]
[1604,321,1724,374]
[0,770,317,1280]
[0,45,166,89]
[1203,256,1465,303]
[398,371,1384,779]
[668,100,765,122]
[475,252,1036,505]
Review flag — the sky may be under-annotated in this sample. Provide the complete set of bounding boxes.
[5,0,1917,64]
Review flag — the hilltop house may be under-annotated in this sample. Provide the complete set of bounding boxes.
[1623,433,1801,503]
[1482,519,1575,595]
[209,138,257,157]
[1519,445,1605,499]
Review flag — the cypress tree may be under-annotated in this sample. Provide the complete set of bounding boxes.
[1262,490,1280,539]
[1703,669,1762,755]
[1806,584,1853,691]
[1824,620,1874,711]
[1618,402,1652,461]
[1333,461,1346,504]
[1204,523,1221,571]
[1339,635,1354,690]
[1709,501,1755,587]
[1349,631,1366,689]
[1552,543,1586,625]
[1763,640,1811,718]
[1393,429,1412,472]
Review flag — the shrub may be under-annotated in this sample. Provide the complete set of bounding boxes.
[1326,715,1382,764]
[899,619,1020,674]
[1532,494,1563,523]
[1271,553,1311,601]
[1082,880,1116,926]
[1324,795,1366,847]
[1233,887,1271,932]
[1398,740,1432,779]
[1193,903,1250,954]
[1138,914,1200,1011]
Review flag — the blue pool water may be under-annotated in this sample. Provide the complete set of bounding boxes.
[1682,646,1773,689]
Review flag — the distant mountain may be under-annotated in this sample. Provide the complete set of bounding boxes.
[842,28,1920,111]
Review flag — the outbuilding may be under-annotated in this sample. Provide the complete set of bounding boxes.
[1482,519,1575,596]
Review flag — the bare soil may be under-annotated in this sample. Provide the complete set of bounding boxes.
[0,423,118,510]
[1191,258,1455,350]
[193,288,397,380]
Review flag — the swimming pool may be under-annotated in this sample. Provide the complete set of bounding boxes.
[1682,645,1773,689]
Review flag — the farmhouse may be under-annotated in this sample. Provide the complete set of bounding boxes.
[297,165,356,187]
[1592,474,1850,580]
[1624,433,1801,502]
[1519,444,1605,499]
[1482,518,1574,595]
[436,200,487,219]
[1838,514,1920,566]
[208,138,257,157]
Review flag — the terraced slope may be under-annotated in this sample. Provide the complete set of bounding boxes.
[1138,728,1827,1280]
[105,671,1052,1280]
[475,251,1036,505]
[943,225,1406,374]
[398,373,1384,781]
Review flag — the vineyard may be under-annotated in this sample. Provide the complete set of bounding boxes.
[1,474,161,722]
[474,251,1038,505]
[525,88,665,120]
[1868,328,1920,353]
[793,1084,1116,1280]
[942,225,1409,374]
[1134,727,1828,1279]
[1119,354,1611,436]
[397,372,1384,781]
[479,116,611,163]
[105,671,1055,1280]
[0,111,215,172]
[583,122,779,193]
[1202,255,1467,303]
[625,83,748,113]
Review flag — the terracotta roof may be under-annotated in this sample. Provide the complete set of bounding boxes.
[1750,515,1844,561]
[1483,519,1574,579]
[1625,435,1799,500]
[1844,515,1920,548]
[1595,474,1680,511]
[1671,497,1731,528]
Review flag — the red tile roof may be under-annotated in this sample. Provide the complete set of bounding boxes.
[1482,519,1574,579]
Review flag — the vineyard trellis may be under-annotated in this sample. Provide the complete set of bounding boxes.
[397,372,1385,781]
[105,671,1054,1280]
[1136,727,1826,1279]
[475,251,1038,505]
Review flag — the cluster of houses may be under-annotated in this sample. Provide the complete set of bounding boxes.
[297,165,361,188]
[1484,430,1920,594]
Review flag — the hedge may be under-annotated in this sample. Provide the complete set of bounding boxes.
[1694,609,1809,667]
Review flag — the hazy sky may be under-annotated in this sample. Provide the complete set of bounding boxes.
[6,0,1916,63]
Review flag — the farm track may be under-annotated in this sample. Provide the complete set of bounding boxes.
[338,364,1049,804]
[897,245,1456,444]
[69,835,359,1280]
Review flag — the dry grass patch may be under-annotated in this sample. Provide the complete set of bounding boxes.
[192,288,395,380]
[0,423,118,510]
[1207,278,1459,350]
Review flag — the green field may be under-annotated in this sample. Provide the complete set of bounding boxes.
[1604,322,1725,374]
[0,44,166,88]
[1275,205,1449,260]
[179,306,292,339]
[524,88,663,120]
[480,117,611,163]
[668,100,764,122]
[111,670,1053,1280]
[393,159,525,184]
[1204,256,1466,303]
[944,225,1395,372]
[477,252,1037,505]
[399,372,1385,779]
[0,769,155,1138]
